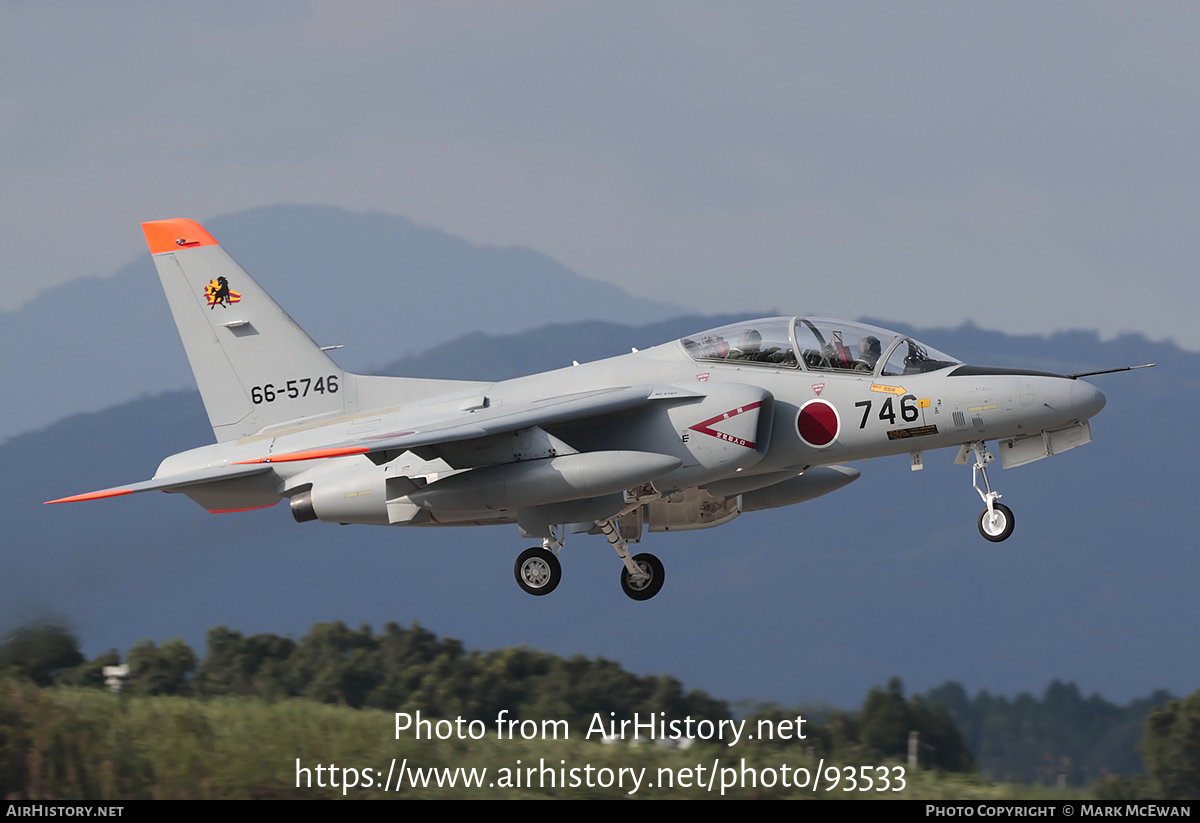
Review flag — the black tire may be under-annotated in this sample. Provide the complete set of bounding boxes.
[978,503,1015,542]
[620,553,665,601]
[514,547,561,596]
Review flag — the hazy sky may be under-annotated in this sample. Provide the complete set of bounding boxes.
[3,2,1198,347]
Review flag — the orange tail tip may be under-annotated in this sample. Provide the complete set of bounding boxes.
[141,219,219,255]
[44,489,134,504]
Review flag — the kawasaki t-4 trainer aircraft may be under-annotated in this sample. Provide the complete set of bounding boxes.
[48,218,1139,601]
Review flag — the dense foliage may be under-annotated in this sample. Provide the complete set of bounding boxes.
[6,621,728,734]
[0,682,1070,800]
[1138,691,1200,798]
[926,680,1175,787]
[858,678,974,772]
[0,621,83,686]
[2,620,1193,797]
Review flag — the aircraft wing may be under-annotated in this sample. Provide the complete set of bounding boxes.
[45,463,274,504]
[237,384,701,464]
[47,384,705,503]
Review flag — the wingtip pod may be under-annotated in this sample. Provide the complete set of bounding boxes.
[141,219,218,255]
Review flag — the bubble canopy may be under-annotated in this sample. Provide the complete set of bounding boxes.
[680,318,961,376]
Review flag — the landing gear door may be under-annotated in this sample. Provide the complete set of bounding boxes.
[999,421,1092,470]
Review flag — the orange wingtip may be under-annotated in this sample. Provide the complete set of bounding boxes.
[234,447,371,465]
[44,489,133,504]
[141,219,219,255]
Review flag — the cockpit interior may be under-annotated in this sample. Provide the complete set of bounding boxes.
[681,318,961,377]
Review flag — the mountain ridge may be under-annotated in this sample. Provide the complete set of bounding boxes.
[0,204,683,445]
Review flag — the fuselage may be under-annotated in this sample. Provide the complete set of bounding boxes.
[153,316,1106,529]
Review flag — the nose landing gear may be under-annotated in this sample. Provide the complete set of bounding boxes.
[964,442,1015,542]
[979,502,1015,542]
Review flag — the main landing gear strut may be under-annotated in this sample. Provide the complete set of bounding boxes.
[966,441,1015,542]
[513,526,564,596]
[597,518,664,601]
[512,518,666,601]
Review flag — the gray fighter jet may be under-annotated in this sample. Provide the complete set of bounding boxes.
[48,219,1140,600]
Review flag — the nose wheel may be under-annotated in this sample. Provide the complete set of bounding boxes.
[978,503,1015,542]
[964,441,1016,543]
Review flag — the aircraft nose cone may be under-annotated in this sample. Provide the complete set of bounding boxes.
[1070,379,1106,421]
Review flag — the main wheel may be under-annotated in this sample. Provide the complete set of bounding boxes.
[620,553,665,601]
[514,547,561,596]
[978,503,1015,542]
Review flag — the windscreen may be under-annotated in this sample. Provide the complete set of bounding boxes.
[880,337,961,375]
[794,318,901,373]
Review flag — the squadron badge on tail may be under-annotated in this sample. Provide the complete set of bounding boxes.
[204,276,241,308]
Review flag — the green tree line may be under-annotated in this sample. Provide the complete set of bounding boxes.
[11,618,1200,797]
[0,620,977,775]
[926,680,1175,786]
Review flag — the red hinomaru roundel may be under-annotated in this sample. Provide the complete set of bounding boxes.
[796,399,840,447]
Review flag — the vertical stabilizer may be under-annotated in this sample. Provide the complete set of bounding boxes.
[143,219,346,442]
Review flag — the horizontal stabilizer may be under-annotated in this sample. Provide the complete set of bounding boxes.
[45,463,273,504]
